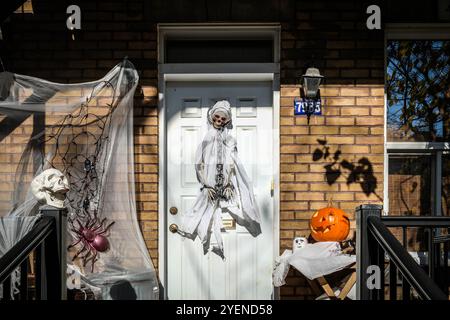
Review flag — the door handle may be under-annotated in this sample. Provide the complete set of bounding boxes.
[169,223,179,233]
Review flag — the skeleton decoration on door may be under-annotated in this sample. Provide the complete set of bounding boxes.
[180,100,262,259]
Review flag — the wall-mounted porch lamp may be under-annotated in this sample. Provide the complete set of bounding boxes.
[295,67,324,123]
[302,67,324,99]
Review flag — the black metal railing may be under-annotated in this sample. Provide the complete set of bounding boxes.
[0,206,67,300]
[356,204,450,300]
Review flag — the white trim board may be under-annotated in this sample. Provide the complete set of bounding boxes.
[157,24,281,300]
[163,71,276,82]
[387,142,450,152]
[161,63,279,78]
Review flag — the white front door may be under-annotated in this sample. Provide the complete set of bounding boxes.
[165,81,274,300]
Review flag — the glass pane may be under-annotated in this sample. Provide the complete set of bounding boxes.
[443,154,450,216]
[388,155,432,216]
[386,40,450,142]
[165,39,274,63]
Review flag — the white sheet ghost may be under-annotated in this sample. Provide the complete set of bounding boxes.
[180,100,262,259]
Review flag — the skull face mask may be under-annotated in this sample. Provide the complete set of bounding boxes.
[207,100,232,130]
[30,168,70,208]
[212,111,230,129]
[293,237,309,252]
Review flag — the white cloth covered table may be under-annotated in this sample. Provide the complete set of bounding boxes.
[273,241,356,285]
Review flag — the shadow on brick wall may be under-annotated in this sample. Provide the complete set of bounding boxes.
[312,138,382,201]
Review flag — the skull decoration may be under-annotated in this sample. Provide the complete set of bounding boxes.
[30,168,70,208]
[293,237,308,252]
[212,110,230,129]
[208,101,232,130]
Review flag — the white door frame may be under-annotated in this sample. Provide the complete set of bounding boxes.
[157,23,281,299]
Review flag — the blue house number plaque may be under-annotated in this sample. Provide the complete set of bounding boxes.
[294,98,322,116]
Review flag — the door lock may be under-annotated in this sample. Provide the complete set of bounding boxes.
[169,223,179,233]
[169,207,178,215]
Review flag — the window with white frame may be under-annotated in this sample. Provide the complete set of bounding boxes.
[385,26,450,217]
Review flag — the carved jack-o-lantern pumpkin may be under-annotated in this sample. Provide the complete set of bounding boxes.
[310,207,350,242]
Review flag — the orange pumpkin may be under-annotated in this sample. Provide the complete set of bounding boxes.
[310,207,350,242]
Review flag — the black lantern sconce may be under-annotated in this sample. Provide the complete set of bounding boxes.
[295,67,324,124]
[302,67,324,99]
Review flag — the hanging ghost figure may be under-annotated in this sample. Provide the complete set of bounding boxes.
[180,100,262,259]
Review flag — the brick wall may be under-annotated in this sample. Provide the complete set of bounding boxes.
[279,85,384,298]
[278,2,384,298]
[1,0,385,299]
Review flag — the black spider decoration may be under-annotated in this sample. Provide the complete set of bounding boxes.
[68,212,115,272]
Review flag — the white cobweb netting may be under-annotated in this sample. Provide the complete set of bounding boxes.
[0,60,159,300]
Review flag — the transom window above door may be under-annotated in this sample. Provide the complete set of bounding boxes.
[158,24,280,64]
[165,39,274,63]
[385,26,450,217]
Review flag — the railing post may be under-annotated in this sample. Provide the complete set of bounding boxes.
[356,204,382,300]
[35,241,46,299]
[39,205,67,300]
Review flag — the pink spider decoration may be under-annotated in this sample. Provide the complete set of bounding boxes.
[68,213,115,272]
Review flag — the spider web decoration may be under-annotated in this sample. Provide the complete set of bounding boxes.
[39,77,131,271]
[1,61,160,299]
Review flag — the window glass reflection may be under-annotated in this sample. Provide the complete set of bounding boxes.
[387,40,450,142]
[388,155,432,216]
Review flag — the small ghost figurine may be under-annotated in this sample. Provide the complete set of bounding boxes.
[180,100,261,259]
[30,168,70,208]
[293,237,308,252]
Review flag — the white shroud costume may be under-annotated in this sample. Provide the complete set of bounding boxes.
[180,100,261,258]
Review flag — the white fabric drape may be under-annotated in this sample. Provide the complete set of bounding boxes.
[180,101,261,258]
[272,242,356,285]
[0,216,40,299]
